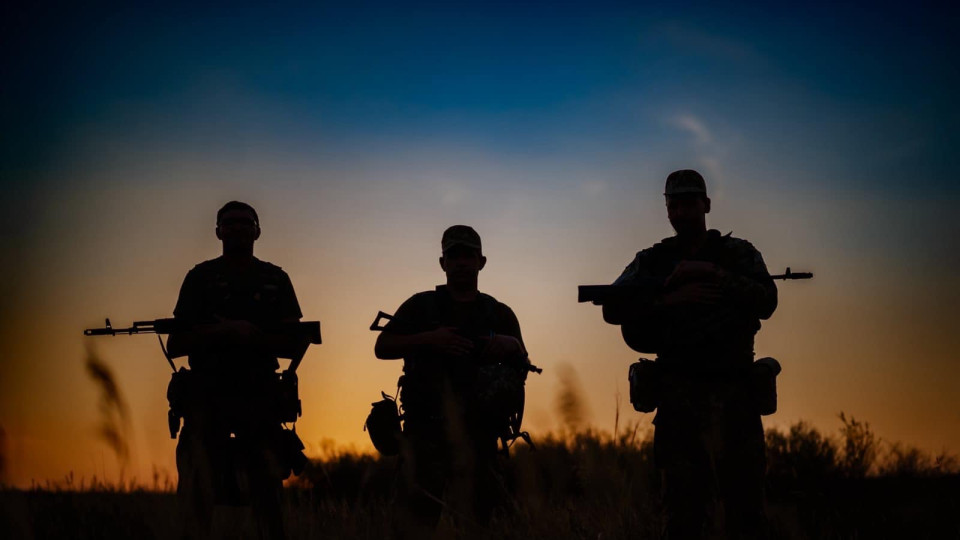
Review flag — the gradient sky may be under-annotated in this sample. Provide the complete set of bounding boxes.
[2,2,958,488]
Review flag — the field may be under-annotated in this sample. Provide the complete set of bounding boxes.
[2,416,958,539]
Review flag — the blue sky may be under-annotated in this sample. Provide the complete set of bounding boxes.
[5,1,958,196]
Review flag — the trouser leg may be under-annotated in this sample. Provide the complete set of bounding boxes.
[176,417,223,540]
[395,427,447,538]
[237,421,286,540]
[718,414,769,540]
[656,425,713,540]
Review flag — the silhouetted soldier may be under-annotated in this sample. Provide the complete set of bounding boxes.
[166,201,306,540]
[375,225,527,536]
[604,171,777,539]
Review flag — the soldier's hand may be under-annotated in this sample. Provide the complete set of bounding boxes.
[665,261,721,288]
[423,327,474,357]
[661,282,724,307]
[484,334,523,360]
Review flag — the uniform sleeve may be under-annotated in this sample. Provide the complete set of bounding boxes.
[383,294,428,335]
[604,249,663,325]
[495,303,526,353]
[173,268,204,324]
[720,241,778,320]
[278,271,304,321]
[613,251,652,286]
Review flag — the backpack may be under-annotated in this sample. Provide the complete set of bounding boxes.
[364,391,402,456]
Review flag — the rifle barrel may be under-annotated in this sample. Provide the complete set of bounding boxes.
[770,272,813,280]
[83,327,150,336]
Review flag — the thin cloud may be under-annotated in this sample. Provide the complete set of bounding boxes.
[671,114,713,145]
[666,113,728,196]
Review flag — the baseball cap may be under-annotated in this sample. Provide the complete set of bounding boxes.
[664,169,707,196]
[441,225,482,253]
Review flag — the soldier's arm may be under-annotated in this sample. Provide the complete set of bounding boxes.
[485,303,526,360]
[374,295,474,359]
[248,319,309,360]
[168,318,306,358]
[376,330,474,359]
[250,272,308,360]
[166,324,221,359]
[166,269,214,358]
[167,271,307,359]
[602,251,663,325]
[717,241,778,320]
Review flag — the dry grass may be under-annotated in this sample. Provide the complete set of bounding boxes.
[2,415,959,539]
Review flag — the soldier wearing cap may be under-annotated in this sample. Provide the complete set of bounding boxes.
[375,225,528,535]
[603,170,778,539]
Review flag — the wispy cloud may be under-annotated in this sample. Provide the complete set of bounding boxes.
[666,113,729,195]
[671,114,713,145]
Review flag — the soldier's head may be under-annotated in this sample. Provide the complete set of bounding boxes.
[664,169,711,237]
[216,201,260,254]
[439,225,486,288]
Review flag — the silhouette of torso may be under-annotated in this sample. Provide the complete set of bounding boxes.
[173,256,302,374]
[385,285,523,420]
[615,229,777,365]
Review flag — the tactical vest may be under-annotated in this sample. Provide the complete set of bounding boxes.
[400,286,502,416]
[185,258,292,372]
[621,230,760,362]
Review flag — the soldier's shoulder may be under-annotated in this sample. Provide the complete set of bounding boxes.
[241,258,291,283]
[477,290,500,303]
[254,258,287,275]
[401,290,439,308]
[412,289,439,301]
[484,293,514,314]
[188,258,223,275]
[635,236,676,259]
[719,233,761,254]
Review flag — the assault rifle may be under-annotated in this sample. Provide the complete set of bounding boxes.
[577,267,813,305]
[84,317,321,371]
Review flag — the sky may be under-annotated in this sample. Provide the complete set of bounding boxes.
[2,1,959,488]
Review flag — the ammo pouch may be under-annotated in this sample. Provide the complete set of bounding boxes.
[751,357,781,416]
[628,358,661,413]
[166,367,194,439]
[276,369,302,424]
[365,391,402,456]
